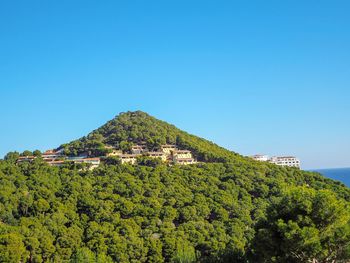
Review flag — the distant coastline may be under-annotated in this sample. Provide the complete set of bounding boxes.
[311,167,350,187]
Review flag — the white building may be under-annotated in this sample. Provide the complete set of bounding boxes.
[160,145,178,155]
[251,154,269,162]
[269,156,300,168]
[147,152,168,162]
[250,154,301,168]
[42,149,65,161]
[173,150,192,159]
[120,154,138,165]
[172,150,196,165]
[73,158,101,169]
[175,158,197,165]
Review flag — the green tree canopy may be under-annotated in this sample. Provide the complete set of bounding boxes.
[253,187,350,263]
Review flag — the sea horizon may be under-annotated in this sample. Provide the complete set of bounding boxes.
[309,167,350,187]
[309,166,350,171]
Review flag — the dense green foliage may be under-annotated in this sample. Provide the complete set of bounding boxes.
[1,111,349,262]
[0,159,349,263]
[253,187,350,262]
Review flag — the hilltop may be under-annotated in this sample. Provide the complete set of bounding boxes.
[60,111,242,163]
[0,111,349,263]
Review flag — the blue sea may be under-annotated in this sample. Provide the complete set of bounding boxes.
[312,167,350,187]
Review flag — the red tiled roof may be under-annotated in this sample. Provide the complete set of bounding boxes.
[44,150,56,154]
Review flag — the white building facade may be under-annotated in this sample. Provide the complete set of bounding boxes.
[269,156,300,168]
[250,154,301,168]
[251,154,269,162]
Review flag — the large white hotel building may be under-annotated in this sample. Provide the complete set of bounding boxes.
[251,154,301,168]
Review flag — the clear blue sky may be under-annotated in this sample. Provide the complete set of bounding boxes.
[1,1,349,169]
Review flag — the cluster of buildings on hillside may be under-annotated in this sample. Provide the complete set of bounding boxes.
[17,149,101,169]
[107,144,197,165]
[17,143,299,170]
[16,143,197,169]
[250,154,301,168]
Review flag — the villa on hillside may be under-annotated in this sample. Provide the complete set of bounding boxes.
[120,154,138,164]
[17,149,66,165]
[147,151,168,162]
[73,158,101,169]
[42,149,64,159]
[131,144,148,154]
[173,150,192,159]
[172,150,197,165]
[17,149,65,164]
[160,144,178,155]
[17,156,36,163]
[16,149,101,169]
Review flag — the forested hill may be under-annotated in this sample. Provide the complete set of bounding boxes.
[60,111,242,162]
[0,111,349,262]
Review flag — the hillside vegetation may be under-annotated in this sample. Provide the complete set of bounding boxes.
[1,111,349,263]
[61,111,242,163]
